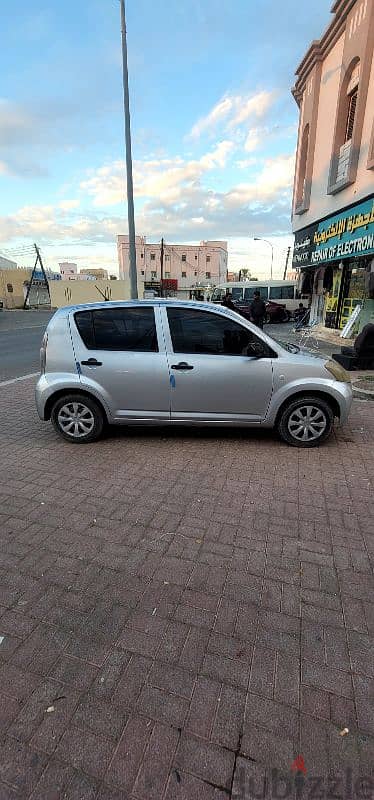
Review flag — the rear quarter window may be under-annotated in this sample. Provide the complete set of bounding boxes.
[74,310,95,348]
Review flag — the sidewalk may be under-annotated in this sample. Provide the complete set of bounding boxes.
[0,378,373,799]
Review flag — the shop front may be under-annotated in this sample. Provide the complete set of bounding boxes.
[293,194,374,329]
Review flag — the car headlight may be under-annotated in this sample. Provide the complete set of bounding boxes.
[324,360,351,383]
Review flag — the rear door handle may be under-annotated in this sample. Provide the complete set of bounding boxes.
[171,362,194,370]
[81,358,102,366]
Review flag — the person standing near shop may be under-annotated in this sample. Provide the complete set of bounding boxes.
[249,290,266,329]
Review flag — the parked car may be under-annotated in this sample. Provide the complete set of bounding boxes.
[233,300,290,324]
[36,300,352,447]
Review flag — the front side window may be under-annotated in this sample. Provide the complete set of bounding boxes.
[75,307,158,352]
[167,307,272,357]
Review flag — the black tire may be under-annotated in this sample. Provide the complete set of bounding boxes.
[264,312,271,324]
[51,393,104,443]
[277,395,334,447]
[280,309,290,323]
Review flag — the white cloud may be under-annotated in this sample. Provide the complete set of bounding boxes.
[225,153,295,206]
[228,91,275,128]
[189,90,275,139]
[189,96,236,138]
[244,128,261,153]
[59,199,80,211]
[80,140,235,207]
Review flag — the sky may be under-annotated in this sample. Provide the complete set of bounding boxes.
[0,0,333,279]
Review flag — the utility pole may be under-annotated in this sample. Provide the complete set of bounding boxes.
[120,0,138,299]
[23,243,50,309]
[283,246,291,280]
[160,237,164,297]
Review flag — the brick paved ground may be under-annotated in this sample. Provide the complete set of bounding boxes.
[0,379,373,799]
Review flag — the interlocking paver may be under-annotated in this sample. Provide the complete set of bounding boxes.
[1,380,373,798]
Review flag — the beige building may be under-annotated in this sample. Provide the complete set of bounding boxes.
[291,0,374,329]
[0,267,31,309]
[80,268,109,279]
[117,235,228,298]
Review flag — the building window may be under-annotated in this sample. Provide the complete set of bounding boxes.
[181,271,187,278]
[205,271,211,279]
[328,59,361,192]
[345,88,358,143]
[150,253,156,261]
[141,270,145,276]
[151,271,157,279]
[194,271,198,277]
[206,255,211,263]
[194,254,198,260]
[165,272,171,278]
[295,123,309,210]
[141,253,144,258]
[181,254,186,262]
[7,284,13,293]
[165,254,170,261]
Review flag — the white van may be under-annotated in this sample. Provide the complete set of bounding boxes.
[211,280,300,312]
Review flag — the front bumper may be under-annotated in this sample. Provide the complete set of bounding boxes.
[335,380,353,425]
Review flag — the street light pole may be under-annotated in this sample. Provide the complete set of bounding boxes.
[120,0,138,299]
[254,237,274,281]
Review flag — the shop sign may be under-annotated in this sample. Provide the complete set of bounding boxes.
[293,195,374,269]
[161,279,178,290]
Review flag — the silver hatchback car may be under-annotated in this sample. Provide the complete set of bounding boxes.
[36,300,352,447]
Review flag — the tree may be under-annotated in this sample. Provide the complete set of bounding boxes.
[238,269,258,281]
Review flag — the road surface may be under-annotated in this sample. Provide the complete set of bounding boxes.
[0,310,53,382]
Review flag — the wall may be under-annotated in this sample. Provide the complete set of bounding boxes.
[0,268,31,309]
[49,279,130,308]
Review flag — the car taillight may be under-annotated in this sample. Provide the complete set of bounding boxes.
[40,332,48,374]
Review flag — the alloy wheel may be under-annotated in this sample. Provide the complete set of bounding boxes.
[287,404,327,442]
[57,401,95,438]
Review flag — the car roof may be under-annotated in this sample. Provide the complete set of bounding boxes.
[51,299,225,317]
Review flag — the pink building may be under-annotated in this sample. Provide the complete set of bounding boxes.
[117,236,228,297]
[291,0,374,328]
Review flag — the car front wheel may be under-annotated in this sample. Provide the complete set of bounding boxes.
[51,393,104,443]
[277,396,334,447]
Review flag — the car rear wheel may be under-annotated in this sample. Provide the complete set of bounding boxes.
[51,393,104,443]
[277,396,334,447]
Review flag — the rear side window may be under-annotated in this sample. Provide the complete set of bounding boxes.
[243,285,268,300]
[269,286,295,300]
[74,307,158,351]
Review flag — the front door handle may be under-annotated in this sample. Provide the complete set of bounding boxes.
[171,362,194,370]
[81,358,102,366]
